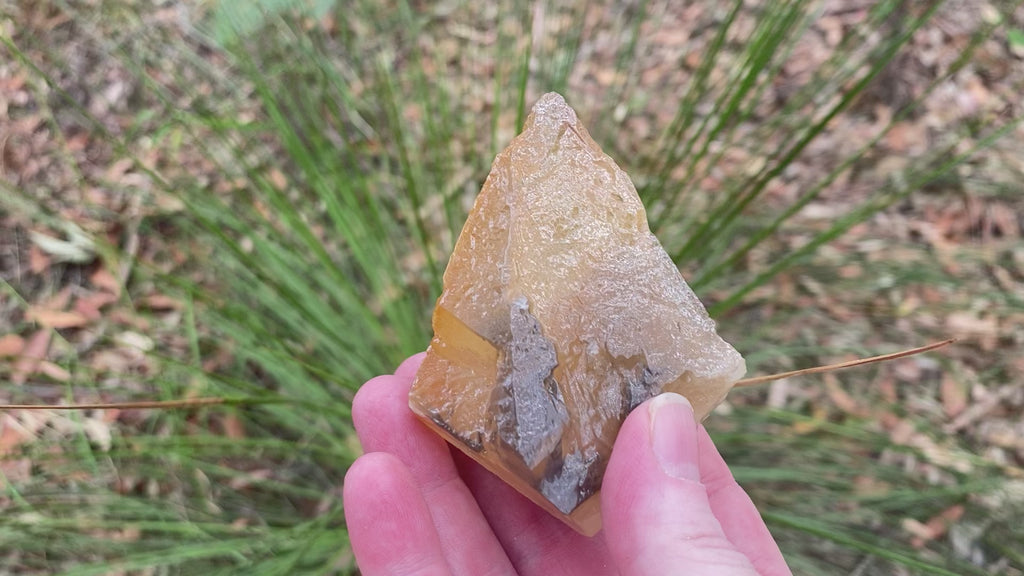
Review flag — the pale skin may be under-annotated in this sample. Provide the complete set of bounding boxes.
[343,353,793,576]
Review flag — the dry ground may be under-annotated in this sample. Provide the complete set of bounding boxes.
[1,0,1023,572]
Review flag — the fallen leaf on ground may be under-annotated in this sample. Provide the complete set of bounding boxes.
[940,373,968,418]
[40,286,72,311]
[90,267,121,295]
[26,307,90,329]
[140,294,182,310]
[75,292,119,320]
[0,458,32,484]
[945,312,999,351]
[37,361,71,382]
[28,243,50,274]
[902,517,933,544]
[114,331,154,352]
[11,329,51,385]
[82,417,113,451]
[0,334,25,356]
[906,504,965,547]
[229,469,273,490]
[29,225,95,264]
[825,373,867,416]
[0,415,30,453]
[222,413,246,439]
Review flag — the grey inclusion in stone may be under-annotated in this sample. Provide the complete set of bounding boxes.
[540,449,601,514]
[427,409,484,452]
[492,296,568,470]
[623,363,663,415]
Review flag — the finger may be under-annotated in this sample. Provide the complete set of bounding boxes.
[352,368,515,576]
[602,393,762,576]
[395,352,427,379]
[343,452,451,576]
[699,428,791,576]
[453,450,614,576]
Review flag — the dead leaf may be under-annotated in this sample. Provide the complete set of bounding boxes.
[906,504,965,547]
[946,312,999,351]
[878,373,899,403]
[75,292,118,320]
[0,415,30,453]
[90,349,136,373]
[886,415,916,445]
[925,504,965,539]
[28,243,50,274]
[853,475,891,496]
[792,405,828,434]
[90,267,121,295]
[37,361,71,382]
[825,374,866,416]
[222,413,246,439]
[140,294,182,310]
[228,469,273,490]
[268,168,288,190]
[837,264,862,279]
[11,329,51,385]
[0,458,31,484]
[902,517,932,545]
[26,307,89,329]
[82,417,112,451]
[767,378,790,409]
[100,409,122,424]
[104,158,134,181]
[0,334,25,356]
[41,286,72,311]
[29,224,95,264]
[940,374,968,418]
[114,331,154,352]
[109,308,151,331]
[110,527,142,543]
[893,358,923,382]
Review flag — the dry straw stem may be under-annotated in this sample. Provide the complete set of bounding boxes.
[734,339,956,387]
[1,340,955,411]
[0,398,228,410]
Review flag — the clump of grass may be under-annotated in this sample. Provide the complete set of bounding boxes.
[1,0,1021,573]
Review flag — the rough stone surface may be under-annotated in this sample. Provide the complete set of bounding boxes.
[408,92,746,536]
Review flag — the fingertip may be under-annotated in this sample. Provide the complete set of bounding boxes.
[343,451,395,499]
[602,394,759,576]
[344,453,412,514]
[601,395,655,522]
[698,428,792,576]
[352,374,410,437]
[343,453,451,575]
[648,393,701,481]
[350,372,462,493]
[395,351,428,379]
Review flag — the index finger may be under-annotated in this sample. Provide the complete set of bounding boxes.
[352,354,515,576]
[699,427,792,576]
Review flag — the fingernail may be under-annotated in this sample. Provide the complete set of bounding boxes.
[648,393,700,481]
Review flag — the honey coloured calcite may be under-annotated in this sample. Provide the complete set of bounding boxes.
[408,93,746,536]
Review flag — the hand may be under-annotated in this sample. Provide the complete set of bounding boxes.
[343,353,791,576]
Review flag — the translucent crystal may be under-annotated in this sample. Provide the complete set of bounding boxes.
[408,93,746,536]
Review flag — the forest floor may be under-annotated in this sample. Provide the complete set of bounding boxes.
[1,0,1023,573]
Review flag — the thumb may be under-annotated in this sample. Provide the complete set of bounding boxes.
[601,393,761,576]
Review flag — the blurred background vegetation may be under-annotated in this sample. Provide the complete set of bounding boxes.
[1,0,1023,574]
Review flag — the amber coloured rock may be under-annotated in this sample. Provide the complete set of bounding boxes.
[408,93,746,536]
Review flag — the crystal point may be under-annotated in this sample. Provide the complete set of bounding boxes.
[408,92,746,536]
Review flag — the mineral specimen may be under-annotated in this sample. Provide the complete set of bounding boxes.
[408,92,746,536]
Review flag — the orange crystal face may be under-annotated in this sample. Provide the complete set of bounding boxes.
[408,93,746,536]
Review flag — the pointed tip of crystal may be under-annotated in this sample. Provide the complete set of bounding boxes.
[530,92,577,124]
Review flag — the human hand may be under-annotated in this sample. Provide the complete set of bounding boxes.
[343,353,792,576]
